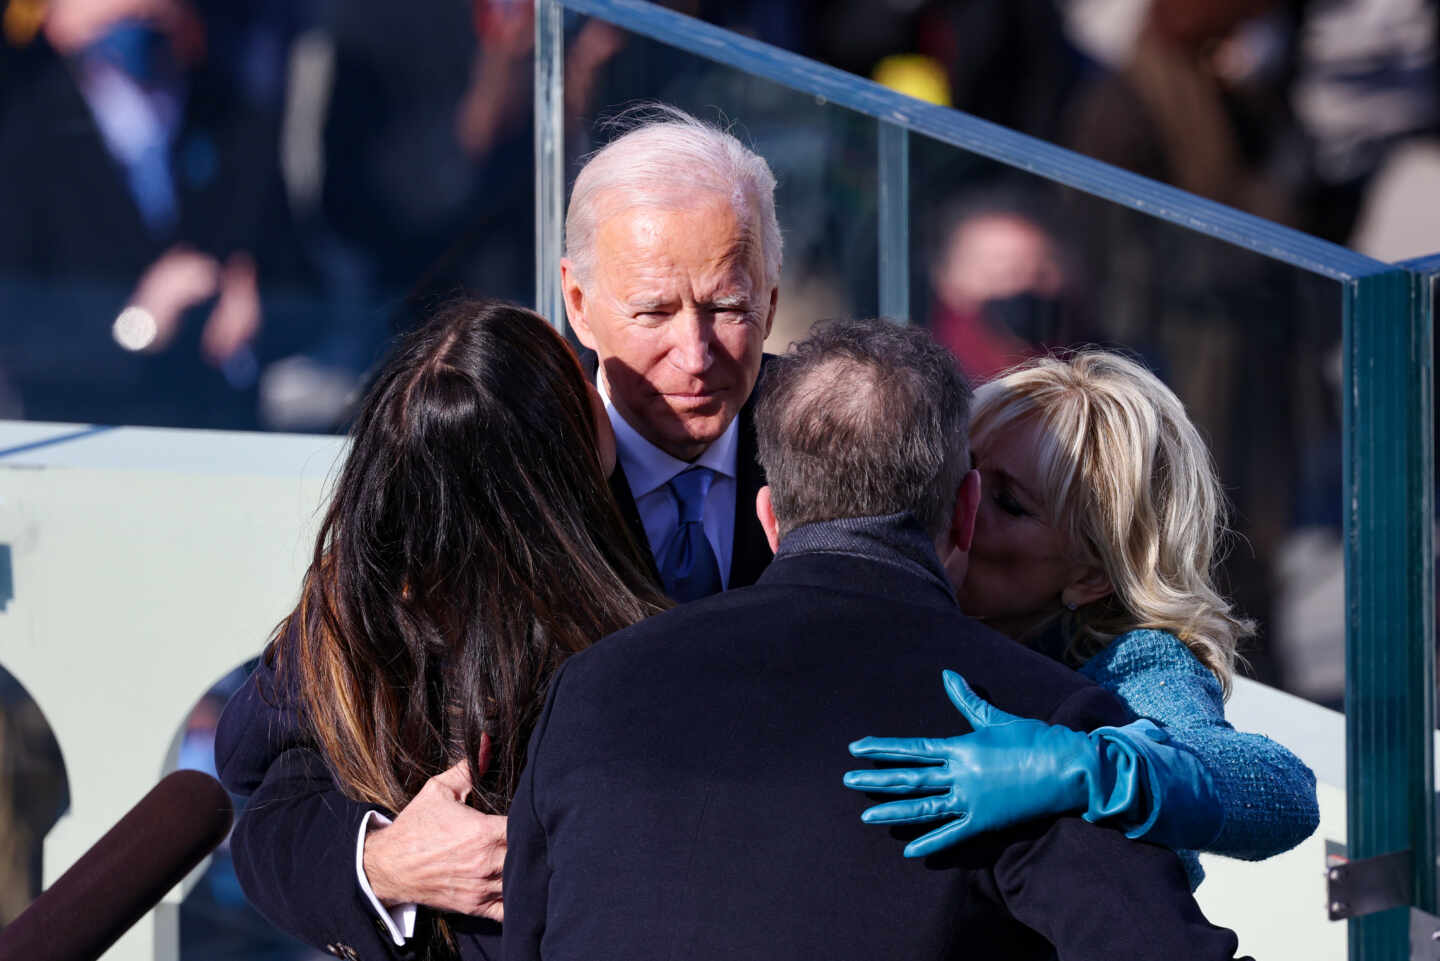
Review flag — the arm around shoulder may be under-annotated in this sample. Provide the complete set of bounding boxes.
[229,747,409,958]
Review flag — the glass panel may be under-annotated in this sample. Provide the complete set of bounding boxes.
[903,131,1349,709]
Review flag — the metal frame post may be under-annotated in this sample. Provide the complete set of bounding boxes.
[1344,266,1436,960]
[534,0,565,329]
[877,121,909,324]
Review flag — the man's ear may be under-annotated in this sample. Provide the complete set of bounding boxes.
[1062,565,1113,610]
[756,485,780,554]
[949,469,981,554]
[761,285,778,339]
[561,258,598,351]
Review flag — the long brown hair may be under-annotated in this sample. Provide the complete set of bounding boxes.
[271,299,666,818]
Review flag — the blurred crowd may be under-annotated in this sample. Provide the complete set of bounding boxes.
[1,0,1437,953]
[1,0,1434,431]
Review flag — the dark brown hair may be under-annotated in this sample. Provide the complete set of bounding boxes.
[755,318,973,538]
[271,299,666,820]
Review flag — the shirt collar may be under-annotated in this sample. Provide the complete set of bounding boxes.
[600,371,739,499]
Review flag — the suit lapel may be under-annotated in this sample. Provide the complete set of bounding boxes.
[727,388,772,589]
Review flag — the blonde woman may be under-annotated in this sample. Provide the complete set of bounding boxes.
[844,351,1318,887]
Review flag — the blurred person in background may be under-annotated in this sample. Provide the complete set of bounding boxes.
[1063,0,1437,242]
[925,189,1094,382]
[261,0,638,431]
[818,0,1083,145]
[0,669,68,926]
[0,0,308,429]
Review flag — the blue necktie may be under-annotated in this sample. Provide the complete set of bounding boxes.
[659,467,723,602]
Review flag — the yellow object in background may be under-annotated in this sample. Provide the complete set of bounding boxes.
[4,0,45,47]
[871,54,952,107]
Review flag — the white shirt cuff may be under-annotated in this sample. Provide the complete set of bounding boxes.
[356,810,418,945]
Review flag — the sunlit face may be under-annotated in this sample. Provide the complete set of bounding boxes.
[562,194,777,462]
[954,418,1097,638]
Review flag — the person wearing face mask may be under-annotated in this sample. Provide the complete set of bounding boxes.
[0,0,306,428]
[924,193,1081,384]
[844,350,1319,888]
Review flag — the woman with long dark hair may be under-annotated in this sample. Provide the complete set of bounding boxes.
[218,299,667,959]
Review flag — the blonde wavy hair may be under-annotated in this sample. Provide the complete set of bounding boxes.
[970,351,1253,695]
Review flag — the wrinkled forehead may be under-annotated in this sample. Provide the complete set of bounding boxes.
[592,188,767,280]
[598,185,761,245]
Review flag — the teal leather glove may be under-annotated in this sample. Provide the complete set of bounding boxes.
[843,670,1223,858]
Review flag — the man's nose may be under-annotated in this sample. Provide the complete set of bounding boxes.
[667,310,714,375]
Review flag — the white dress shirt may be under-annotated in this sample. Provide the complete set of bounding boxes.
[356,811,416,945]
[600,375,738,587]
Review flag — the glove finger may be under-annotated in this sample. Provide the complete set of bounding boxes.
[848,736,946,761]
[843,765,950,793]
[860,793,955,825]
[942,670,1021,730]
[904,817,978,858]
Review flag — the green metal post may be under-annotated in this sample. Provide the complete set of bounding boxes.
[1344,266,1435,960]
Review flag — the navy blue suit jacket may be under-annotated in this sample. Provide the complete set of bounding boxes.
[502,548,1249,961]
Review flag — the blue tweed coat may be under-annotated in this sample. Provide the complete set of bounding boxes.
[1080,628,1320,888]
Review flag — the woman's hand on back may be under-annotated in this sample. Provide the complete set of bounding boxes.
[362,758,507,921]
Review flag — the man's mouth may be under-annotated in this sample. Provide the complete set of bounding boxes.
[661,390,727,410]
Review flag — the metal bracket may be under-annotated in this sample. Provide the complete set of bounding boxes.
[1328,849,1413,920]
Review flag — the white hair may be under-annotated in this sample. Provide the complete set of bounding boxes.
[972,351,1254,695]
[564,105,782,290]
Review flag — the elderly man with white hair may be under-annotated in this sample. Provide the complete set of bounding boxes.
[562,106,781,602]
[214,106,784,961]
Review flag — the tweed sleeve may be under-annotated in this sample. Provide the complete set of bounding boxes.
[1080,630,1319,863]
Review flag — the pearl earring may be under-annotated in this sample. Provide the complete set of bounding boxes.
[1065,600,1078,612]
